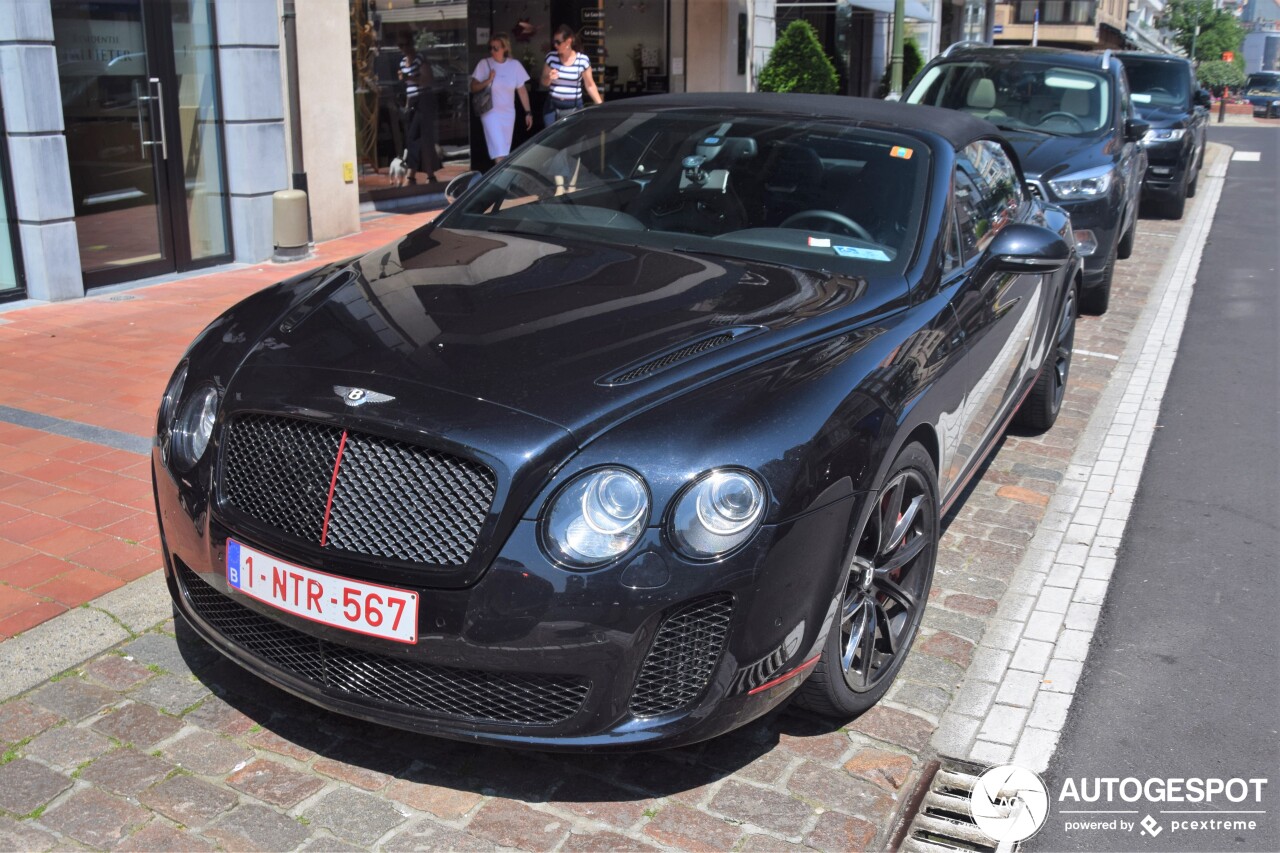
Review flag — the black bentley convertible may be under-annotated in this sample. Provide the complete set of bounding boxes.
[154,94,1081,750]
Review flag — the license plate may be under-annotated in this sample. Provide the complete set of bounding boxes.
[226,539,418,644]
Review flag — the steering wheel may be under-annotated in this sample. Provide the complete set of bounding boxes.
[780,210,874,243]
[503,164,557,193]
[1038,111,1086,131]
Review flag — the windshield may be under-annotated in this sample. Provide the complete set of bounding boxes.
[1123,59,1190,109]
[1245,74,1280,96]
[438,109,931,274]
[907,59,1112,135]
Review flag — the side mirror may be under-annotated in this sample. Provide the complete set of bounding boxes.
[445,170,482,204]
[1194,89,1212,108]
[987,223,1072,274]
[1125,118,1150,142]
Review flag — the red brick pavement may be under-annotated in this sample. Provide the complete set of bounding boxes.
[0,209,439,638]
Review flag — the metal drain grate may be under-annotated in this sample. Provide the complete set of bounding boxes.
[898,757,1000,853]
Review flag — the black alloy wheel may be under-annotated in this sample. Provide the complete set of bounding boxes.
[796,442,938,717]
[1015,281,1077,431]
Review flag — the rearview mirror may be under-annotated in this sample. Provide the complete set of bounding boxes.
[987,223,1072,274]
[445,170,482,204]
[1194,89,1212,108]
[1124,118,1150,142]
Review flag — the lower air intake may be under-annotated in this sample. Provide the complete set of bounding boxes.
[629,594,733,718]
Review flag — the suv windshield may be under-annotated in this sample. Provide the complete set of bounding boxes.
[1123,59,1190,109]
[440,109,931,274]
[907,59,1112,136]
[1244,73,1280,96]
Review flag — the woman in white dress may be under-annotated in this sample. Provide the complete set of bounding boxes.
[471,35,533,162]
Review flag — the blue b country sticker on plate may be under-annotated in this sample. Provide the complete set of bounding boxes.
[226,540,242,588]
[834,245,891,261]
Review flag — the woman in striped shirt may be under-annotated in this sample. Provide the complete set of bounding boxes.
[540,25,602,126]
[397,32,441,184]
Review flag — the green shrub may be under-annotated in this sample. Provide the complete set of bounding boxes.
[1196,59,1245,91]
[878,37,925,97]
[758,21,839,94]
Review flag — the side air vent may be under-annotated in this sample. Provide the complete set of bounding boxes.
[599,326,763,386]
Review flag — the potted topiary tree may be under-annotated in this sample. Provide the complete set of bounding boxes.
[758,20,839,94]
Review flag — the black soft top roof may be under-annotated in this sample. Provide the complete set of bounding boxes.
[593,92,1000,150]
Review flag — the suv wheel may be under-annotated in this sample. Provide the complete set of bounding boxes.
[1117,221,1135,260]
[1081,242,1116,315]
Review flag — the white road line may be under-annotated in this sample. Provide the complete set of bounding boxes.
[1231,151,1262,162]
[1074,349,1120,360]
[931,142,1233,771]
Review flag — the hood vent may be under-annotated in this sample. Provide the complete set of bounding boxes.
[599,326,763,386]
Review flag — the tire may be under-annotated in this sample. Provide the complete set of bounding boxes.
[1160,182,1187,219]
[1187,164,1199,198]
[1080,242,1115,315]
[1116,220,1135,260]
[1014,281,1077,432]
[795,442,938,718]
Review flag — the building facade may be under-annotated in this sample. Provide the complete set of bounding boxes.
[992,0,1129,48]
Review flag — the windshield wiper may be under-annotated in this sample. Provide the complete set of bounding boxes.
[990,120,1063,137]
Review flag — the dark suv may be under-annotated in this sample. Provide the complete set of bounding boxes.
[1117,52,1209,219]
[905,46,1148,313]
[1243,71,1280,119]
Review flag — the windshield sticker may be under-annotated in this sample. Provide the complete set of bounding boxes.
[808,236,832,248]
[834,246,891,261]
[1132,93,1153,103]
[890,146,914,159]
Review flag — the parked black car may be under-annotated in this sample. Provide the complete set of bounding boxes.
[905,45,1147,314]
[1117,51,1210,219]
[1243,71,1280,119]
[154,94,1080,750]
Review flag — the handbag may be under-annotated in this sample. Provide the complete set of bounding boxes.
[472,60,494,117]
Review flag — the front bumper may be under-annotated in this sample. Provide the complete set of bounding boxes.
[155,447,861,751]
[1141,140,1193,198]
[1250,100,1279,118]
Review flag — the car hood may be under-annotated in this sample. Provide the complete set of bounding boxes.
[237,225,899,442]
[1133,104,1190,128]
[1001,130,1111,182]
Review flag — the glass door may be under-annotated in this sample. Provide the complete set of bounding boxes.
[52,0,230,289]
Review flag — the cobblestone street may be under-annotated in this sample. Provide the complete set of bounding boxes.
[0,145,1226,852]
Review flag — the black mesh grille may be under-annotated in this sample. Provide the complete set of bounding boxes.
[179,565,589,726]
[610,334,735,384]
[629,594,733,717]
[221,414,496,566]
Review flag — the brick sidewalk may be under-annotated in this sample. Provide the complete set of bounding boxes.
[0,171,1212,851]
[0,209,439,638]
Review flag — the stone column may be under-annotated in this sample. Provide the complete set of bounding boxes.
[214,0,288,263]
[0,0,83,301]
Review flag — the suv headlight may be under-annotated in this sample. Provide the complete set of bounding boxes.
[1048,165,1115,200]
[171,385,220,471]
[543,467,650,567]
[669,469,766,559]
[1141,128,1185,143]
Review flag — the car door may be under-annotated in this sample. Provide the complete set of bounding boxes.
[948,141,1046,479]
[1115,69,1146,224]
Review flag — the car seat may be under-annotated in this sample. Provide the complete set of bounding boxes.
[761,142,825,225]
[964,78,1006,120]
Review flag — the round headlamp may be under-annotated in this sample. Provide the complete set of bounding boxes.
[544,467,649,567]
[158,362,188,431]
[669,469,765,559]
[171,385,219,470]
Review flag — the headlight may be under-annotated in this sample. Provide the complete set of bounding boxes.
[158,362,188,431]
[1141,128,1185,143]
[1048,166,1115,200]
[543,467,650,567]
[669,469,766,559]
[171,385,219,470]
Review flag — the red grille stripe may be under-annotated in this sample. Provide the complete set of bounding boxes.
[747,653,822,695]
[320,430,349,547]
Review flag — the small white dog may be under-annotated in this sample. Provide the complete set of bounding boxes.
[388,149,410,187]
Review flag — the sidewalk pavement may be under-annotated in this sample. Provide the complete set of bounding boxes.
[0,151,1228,851]
[0,208,438,639]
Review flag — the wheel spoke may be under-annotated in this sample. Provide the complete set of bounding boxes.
[884,494,923,554]
[877,478,905,555]
[859,603,879,684]
[877,576,918,613]
[841,597,869,671]
[841,590,862,624]
[879,530,927,573]
[875,600,898,656]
